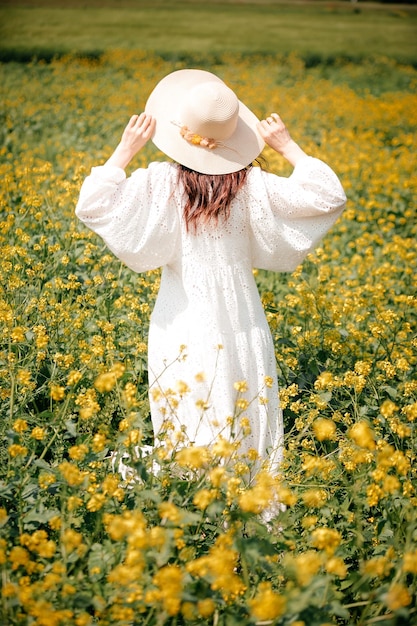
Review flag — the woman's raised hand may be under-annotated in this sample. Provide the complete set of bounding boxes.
[258,113,307,166]
[106,113,156,170]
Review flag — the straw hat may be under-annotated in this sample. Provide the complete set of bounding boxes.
[145,69,265,175]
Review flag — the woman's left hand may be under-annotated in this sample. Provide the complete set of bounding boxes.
[106,113,156,169]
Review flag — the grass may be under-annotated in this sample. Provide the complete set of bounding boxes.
[1,0,417,64]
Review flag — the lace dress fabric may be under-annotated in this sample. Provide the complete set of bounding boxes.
[76,158,346,473]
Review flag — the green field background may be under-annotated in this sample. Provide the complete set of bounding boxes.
[1,0,417,64]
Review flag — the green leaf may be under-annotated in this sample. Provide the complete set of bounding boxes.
[340,579,354,590]
[23,506,61,526]
[65,419,78,437]
[381,385,398,400]
[22,483,39,501]
[330,600,350,618]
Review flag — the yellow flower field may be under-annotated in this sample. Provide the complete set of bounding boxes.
[0,51,416,625]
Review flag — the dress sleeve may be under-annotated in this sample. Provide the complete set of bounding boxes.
[75,161,180,273]
[248,156,347,272]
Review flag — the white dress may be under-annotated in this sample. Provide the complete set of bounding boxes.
[75,158,346,474]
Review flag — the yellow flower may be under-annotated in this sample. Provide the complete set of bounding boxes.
[92,432,108,452]
[314,371,335,390]
[209,466,226,487]
[275,484,297,507]
[402,402,417,422]
[39,473,56,489]
[302,489,328,508]
[403,551,417,574]
[176,445,209,469]
[94,371,117,393]
[109,606,135,622]
[249,582,286,620]
[159,502,182,524]
[59,461,85,487]
[67,370,82,386]
[2,582,17,598]
[75,613,92,626]
[301,515,318,529]
[362,555,392,578]
[108,562,143,586]
[152,564,184,616]
[354,360,372,376]
[176,379,190,394]
[311,527,342,555]
[343,371,367,393]
[122,381,138,407]
[87,493,106,512]
[380,398,398,418]
[349,421,376,450]
[9,546,30,569]
[197,598,215,618]
[31,426,46,440]
[234,380,248,393]
[302,454,336,477]
[147,526,167,550]
[67,496,83,511]
[20,530,56,558]
[366,483,384,507]
[238,471,275,513]
[8,444,28,458]
[312,417,336,441]
[17,369,34,390]
[326,556,347,578]
[0,509,8,528]
[212,436,235,458]
[62,529,84,552]
[48,516,62,531]
[238,489,263,514]
[384,583,412,611]
[181,602,196,620]
[193,488,217,510]
[12,418,28,433]
[102,474,121,497]
[50,384,65,401]
[293,551,322,586]
[69,444,89,461]
[34,325,49,349]
[382,474,400,494]
[11,326,26,342]
[187,533,246,600]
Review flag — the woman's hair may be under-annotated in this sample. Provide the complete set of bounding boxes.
[177,163,251,233]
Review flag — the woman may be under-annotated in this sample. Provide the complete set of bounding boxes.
[76,69,346,475]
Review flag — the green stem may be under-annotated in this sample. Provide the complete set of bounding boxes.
[37,427,59,463]
[9,368,15,422]
[364,614,394,624]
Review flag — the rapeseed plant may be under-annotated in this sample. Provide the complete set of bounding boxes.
[0,51,416,625]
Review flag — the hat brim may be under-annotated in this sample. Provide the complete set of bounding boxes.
[145,69,265,175]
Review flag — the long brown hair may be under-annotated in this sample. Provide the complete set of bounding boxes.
[177,164,251,233]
